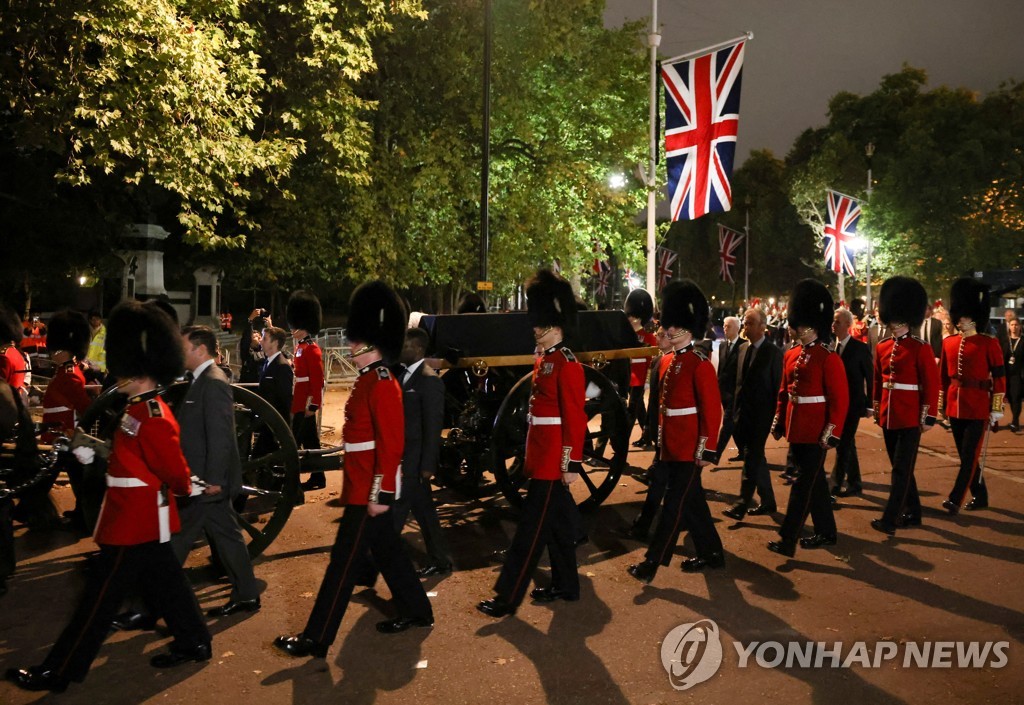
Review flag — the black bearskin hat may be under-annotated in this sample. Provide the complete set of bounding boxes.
[0,306,22,344]
[456,292,486,314]
[949,277,990,327]
[787,279,833,341]
[525,269,577,333]
[106,300,184,385]
[346,280,407,363]
[878,276,928,329]
[47,310,91,360]
[660,280,709,335]
[287,290,322,334]
[624,288,654,325]
[849,298,866,320]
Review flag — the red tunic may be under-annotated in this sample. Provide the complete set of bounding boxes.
[291,337,325,414]
[939,333,1006,420]
[658,345,721,463]
[340,360,404,505]
[873,333,941,430]
[94,395,191,546]
[629,330,659,387]
[41,361,92,441]
[1,345,28,391]
[774,340,849,444]
[524,346,587,481]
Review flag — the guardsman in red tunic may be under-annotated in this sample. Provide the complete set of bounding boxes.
[627,280,724,583]
[768,280,848,557]
[0,306,29,404]
[478,270,586,617]
[275,281,433,659]
[870,277,940,534]
[5,301,210,694]
[287,290,327,491]
[624,288,659,447]
[940,278,1007,514]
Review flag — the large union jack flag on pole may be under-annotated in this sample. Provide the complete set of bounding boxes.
[661,38,747,221]
[717,224,745,283]
[656,246,678,291]
[823,190,861,276]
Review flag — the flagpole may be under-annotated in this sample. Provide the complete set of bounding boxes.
[865,142,875,311]
[645,0,660,292]
[744,196,750,305]
[662,31,753,67]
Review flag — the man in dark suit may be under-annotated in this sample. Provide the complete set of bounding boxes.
[714,316,747,462]
[177,327,261,617]
[723,307,783,519]
[868,304,891,361]
[830,308,874,497]
[394,328,453,577]
[258,326,294,419]
[918,304,943,360]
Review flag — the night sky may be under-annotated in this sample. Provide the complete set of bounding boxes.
[604,0,1024,163]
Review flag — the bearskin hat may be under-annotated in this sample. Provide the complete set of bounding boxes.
[0,306,22,344]
[346,280,407,363]
[849,298,866,320]
[878,276,928,329]
[525,269,577,333]
[624,288,654,325]
[660,280,709,336]
[47,310,91,360]
[787,279,833,341]
[456,292,486,314]
[106,300,184,385]
[287,290,322,334]
[949,277,990,328]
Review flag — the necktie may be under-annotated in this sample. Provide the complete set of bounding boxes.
[742,344,755,379]
[185,370,195,384]
[721,341,729,363]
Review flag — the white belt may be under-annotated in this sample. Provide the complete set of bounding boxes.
[344,440,376,452]
[295,376,310,383]
[44,406,71,414]
[791,395,826,404]
[664,407,697,417]
[631,358,648,364]
[884,382,919,391]
[528,415,562,425]
[106,475,169,542]
[106,475,148,488]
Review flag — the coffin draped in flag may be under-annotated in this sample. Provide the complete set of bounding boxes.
[717,224,745,283]
[661,40,746,221]
[823,190,861,276]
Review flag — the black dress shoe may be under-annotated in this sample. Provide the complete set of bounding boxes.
[767,540,796,557]
[964,499,988,511]
[530,587,580,603]
[300,474,327,491]
[206,597,261,617]
[727,454,745,462]
[631,439,651,449]
[376,616,434,633]
[747,504,777,516]
[627,560,658,584]
[722,504,747,520]
[829,494,840,508]
[574,533,590,548]
[273,635,329,658]
[799,534,838,549]
[6,666,70,693]
[836,486,862,497]
[622,524,649,541]
[150,642,212,668]
[111,610,157,632]
[681,553,725,573]
[416,563,453,578]
[871,519,896,536]
[900,513,922,527]
[942,499,960,515]
[476,598,516,618]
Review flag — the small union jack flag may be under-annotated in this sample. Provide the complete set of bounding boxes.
[661,40,746,221]
[717,224,744,283]
[595,262,611,299]
[823,190,861,276]
[656,247,678,291]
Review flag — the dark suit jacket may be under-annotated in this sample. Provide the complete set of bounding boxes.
[717,337,747,409]
[400,361,445,478]
[178,363,242,499]
[868,323,891,360]
[258,353,294,423]
[919,317,943,359]
[733,338,783,442]
[838,337,873,418]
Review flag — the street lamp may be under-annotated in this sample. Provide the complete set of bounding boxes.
[608,173,627,190]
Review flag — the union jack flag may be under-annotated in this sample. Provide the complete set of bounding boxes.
[661,40,746,221]
[656,247,678,291]
[823,190,861,276]
[717,224,744,283]
[595,262,611,299]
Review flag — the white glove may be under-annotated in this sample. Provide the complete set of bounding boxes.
[72,446,96,465]
[990,411,1004,425]
[189,476,205,497]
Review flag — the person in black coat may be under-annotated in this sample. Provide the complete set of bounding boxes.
[1003,317,1023,431]
[829,308,874,497]
[714,316,747,461]
[252,325,294,460]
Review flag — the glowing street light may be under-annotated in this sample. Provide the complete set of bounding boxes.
[608,173,627,190]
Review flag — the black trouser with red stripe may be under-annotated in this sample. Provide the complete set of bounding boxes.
[303,505,432,646]
[494,479,579,606]
[949,418,988,506]
[646,461,722,566]
[881,427,922,526]
[779,444,836,542]
[292,412,323,485]
[41,542,209,682]
[831,413,863,493]
[627,385,648,437]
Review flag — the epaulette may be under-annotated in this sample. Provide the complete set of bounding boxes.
[560,347,577,362]
[910,335,926,344]
[376,366,392,380]
[147,398,163,417]
[691,346,708,361]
